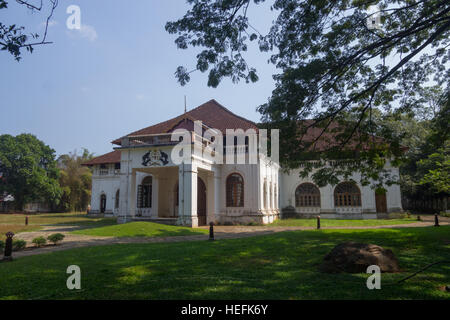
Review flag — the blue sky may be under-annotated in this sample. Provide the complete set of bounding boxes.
[0,0,278,157]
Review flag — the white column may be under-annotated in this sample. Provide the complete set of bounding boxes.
[129,170,136,218]
[178,163,198,227]
[119,169,136,223]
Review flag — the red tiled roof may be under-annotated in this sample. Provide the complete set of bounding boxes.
[112,99,259,145]
[295,120,387,152]
[82,150,121,166]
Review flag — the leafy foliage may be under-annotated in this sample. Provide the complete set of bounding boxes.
[47,233,65,245]
[32,236,46,247]
[0,0,58,61]
[12,239,26,251]
[418,142,449,194]
[0,134,62,210]
[57,149,93,212]
[167,0,450,187]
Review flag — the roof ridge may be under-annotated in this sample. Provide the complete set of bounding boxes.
[196,99,259,129]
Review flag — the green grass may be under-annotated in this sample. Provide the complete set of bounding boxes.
[71,221,209,238]
[269,218,417,227]
[0,212,116,238]
[0,226,449,300]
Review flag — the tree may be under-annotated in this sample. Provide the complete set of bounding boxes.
[166,0,450,187]
[57,149,93,212]
[0,0,58,60]
[418,142,449,194]
[0,133,62,210]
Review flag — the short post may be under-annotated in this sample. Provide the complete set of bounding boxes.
[434,213,440,227]
[317,215,321,230]
[417,215,421,221]
[209,222,215,241]
[3,231,14,261]
[25,216,28,226]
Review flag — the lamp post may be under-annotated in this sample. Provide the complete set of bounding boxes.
[3,231,14,261]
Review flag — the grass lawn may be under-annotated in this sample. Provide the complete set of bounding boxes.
[71,221,209,238]
[0,226,448,300]
[0,212,116,238]
[268,217,418,227]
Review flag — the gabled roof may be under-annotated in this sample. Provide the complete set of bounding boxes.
[82,150,121,166]
[112,99,259,145]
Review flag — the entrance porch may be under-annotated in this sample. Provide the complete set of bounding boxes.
[118,163,220,227]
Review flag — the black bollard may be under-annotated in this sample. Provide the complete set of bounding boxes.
[317,215,321,230]
[209,222,215,241]
[434,213,440,227]
[417,215,421,221]
[25,216,28,226]
[3,231,14,261]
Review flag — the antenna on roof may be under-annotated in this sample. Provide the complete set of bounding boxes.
[184,95,187,113]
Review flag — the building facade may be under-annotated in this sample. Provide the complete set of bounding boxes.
[84,100,402,227]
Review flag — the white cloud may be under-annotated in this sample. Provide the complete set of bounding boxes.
[67,24,98,42]
[78,24,98,42]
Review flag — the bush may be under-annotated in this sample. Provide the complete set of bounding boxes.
[12,239,27,251]
[440,211,450,218]
[0,240,4,251]
[387,212,407,219]
[32,236,47,248]
[47,233,65,245]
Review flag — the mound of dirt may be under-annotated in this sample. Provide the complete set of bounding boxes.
[320,242,400,273]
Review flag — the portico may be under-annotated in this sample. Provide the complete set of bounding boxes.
[117,142,221,227]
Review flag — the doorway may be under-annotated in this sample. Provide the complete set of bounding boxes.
[100,194,106,213]
[375,193,387,213]
[197,177,207,226]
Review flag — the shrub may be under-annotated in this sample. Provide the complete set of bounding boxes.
[387,212,407,219]
[440,211,450,218]
[32,236,47,248]
[47,233,65,245]
[0,240,4,251]
[12,239,27,251]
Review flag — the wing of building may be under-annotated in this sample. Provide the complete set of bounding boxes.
[83,99,403,227]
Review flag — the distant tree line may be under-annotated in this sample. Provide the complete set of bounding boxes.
[0,134,93,212]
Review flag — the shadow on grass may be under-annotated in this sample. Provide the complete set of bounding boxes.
[0,226,448,300]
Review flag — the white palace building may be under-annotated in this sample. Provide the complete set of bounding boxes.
[84,100,403,227]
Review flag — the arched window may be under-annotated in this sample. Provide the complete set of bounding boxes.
[295,183,321,207]
[137,176,152,208]
[100,194,107,213]
[226,173,244,207]
[115,189,120,209]
[334,182,361,207]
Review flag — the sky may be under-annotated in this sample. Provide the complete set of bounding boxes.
[0,0,279,157]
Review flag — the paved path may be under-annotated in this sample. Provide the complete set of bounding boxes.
[11,215,449,259]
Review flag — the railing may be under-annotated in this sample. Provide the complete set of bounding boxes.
[99,169,109,176]
[136,208,152,217]
[125,134,179,147]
